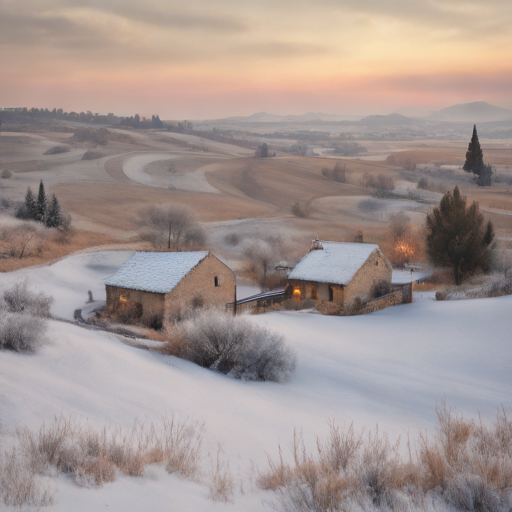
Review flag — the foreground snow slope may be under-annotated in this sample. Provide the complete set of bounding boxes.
[1,251,512,510]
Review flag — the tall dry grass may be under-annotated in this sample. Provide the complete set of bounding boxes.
[260,403,512,512]
[0,447,54,508]
[208,444,235,503]
[16,414,204,488]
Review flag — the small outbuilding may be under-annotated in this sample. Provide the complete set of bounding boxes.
[287,241,392,307]
[105,251,236,326]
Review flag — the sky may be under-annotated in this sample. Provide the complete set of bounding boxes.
[1,0,512,119]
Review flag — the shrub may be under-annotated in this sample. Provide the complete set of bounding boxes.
[417,177,429,189]
[168,310,297,382]
[43,145,70,155]
[0,281,52,352]
[322,162,347,183]
[81,150,104,160]
[1,169,11,179]
[358,199,384,213]
[0,312,48,352]
[2,280,53,317]
[361,173,395,192]
[224,232,241,246]
[71,127,109,145]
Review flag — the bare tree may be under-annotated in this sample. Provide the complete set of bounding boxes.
[139,204,203,251]
[0,222,39,259]
[244,238,284,289]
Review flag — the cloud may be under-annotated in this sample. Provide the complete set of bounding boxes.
[2,0,251,33]
[105,5,250,32]
[227,41,331,58]
[0,7,115,48]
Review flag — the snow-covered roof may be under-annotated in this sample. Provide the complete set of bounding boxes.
[105,251,209,294]
[288,242,380,285]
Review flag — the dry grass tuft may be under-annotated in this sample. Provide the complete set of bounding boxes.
[261,402,512,512]
[16,414,204,488]
[208,445,235,502]
[0,447,54,508]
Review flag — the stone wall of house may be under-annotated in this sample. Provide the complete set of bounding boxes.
[344,249,392,306]
[165,253,236,320]
[360,283,412,314]
[106,285,165,324]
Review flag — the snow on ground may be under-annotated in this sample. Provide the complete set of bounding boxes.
[1,251,512,510]
[0,251,134,320]
[122,153,220,193]
[392,268,432,284]
[157,132,254,158]
[122,153,178,187]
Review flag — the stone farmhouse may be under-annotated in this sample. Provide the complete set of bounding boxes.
[287,241,392,307]
[105,251,236,326]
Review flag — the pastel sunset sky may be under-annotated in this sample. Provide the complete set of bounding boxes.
[2,0,512,118]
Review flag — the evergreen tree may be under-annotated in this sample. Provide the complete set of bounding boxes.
[24,187,37,220]
[35,180,47,223]
[46,194,62,228]
[426,186,494,285]
[463,125,484,176]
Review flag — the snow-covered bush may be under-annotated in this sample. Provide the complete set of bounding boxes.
[169,310,297,382]
[0,281,52,352]
[2,280,53,317]
[0,312,48,352]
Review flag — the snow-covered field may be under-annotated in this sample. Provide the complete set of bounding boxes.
[0,251,134,320]
[1,251,512,510]
[122,153,220,193]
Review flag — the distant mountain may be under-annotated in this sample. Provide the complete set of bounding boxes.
[393,106,431,117]
[359,113,426,126]
[214,112,364,123]
[427,101,512,123]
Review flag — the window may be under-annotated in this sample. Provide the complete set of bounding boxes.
[214,276,219,287]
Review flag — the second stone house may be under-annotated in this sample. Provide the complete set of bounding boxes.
[287,240,392,307]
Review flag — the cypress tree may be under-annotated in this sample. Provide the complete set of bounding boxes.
[463,125,484,176]
[46,194,62,228]
[24,187,37,220]
[35,180,47,223]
